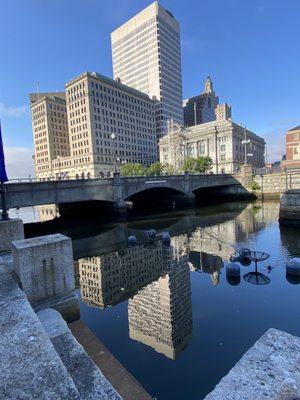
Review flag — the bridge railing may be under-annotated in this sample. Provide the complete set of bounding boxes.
[6,171,235,185]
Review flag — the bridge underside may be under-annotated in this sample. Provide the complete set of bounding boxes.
[193,184,250,203]
[125,187,189,211]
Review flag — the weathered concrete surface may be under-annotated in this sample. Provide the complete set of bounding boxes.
[0,218,24,253]
[204,328,300,400]
[11,233,75,304]
[70,319,153,400]
[0,265,81,399]
[34,290,80,323]
[38,308,123,400]
[279,189,300,225]
[0,252,14,273]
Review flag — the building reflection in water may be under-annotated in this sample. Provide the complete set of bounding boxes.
[79,241,166,308]
[34,204,60,222]
[128,237,192,360]
[77,201,284,358]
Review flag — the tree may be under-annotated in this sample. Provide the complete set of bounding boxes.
[163,163,175,175]
[195,156,213,173]
[146,162,164,176]
[184,156,212,174]
[120,163,146,177]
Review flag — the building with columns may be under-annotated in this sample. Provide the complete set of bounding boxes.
[111,1,183,139]
[159,119,265,174]
[282,125,300,170]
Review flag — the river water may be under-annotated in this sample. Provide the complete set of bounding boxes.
[16,200,300,400]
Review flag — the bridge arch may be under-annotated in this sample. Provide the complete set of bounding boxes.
[124,186,185,201]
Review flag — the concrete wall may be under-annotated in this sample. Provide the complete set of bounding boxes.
[254,171,300,197]
[279,189,300,225]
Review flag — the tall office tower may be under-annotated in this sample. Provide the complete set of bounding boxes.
[65,71,157,178]
[183,76,219,127]
[111,1,183,139]
[30,92,70,179]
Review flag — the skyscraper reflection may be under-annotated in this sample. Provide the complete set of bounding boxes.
[128,239,192,360]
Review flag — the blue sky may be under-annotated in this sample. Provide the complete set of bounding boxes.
[1,0,299,177]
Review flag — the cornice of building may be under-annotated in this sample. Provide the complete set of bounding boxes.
[65,71,156,103]
[29,92,66,107]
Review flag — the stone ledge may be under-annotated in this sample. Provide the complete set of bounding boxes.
[0,218,24,253]
[0,265,81,400]
[204,328,300,400]
[38,308,123,400]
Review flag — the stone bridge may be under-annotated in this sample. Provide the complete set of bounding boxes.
[5,173,244,210]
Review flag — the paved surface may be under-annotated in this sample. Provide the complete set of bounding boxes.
[70,319,153,400]
[204,328,300,400]
[0,265,81,399]
[38,309,122,400]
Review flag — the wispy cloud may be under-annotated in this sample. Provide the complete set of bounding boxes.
[0,103,27,118]
[5,147,34,179]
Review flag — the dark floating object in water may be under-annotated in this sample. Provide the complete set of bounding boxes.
[240,257,251,267]
[226,275,241,286]
[225,262,241,286]
[243,272,271,285]
[286,272,300,285]
[128,235,137,247]
[162,232,171,247]
[230,247,251,265]
[239,247,251,259]
[286,258,300,277]
[146,229,156,241]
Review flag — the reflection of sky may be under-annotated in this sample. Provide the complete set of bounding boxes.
[76,203,300,400]
[9,207,38,224]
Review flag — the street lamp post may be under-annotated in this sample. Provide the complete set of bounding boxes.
[111,133,117,173]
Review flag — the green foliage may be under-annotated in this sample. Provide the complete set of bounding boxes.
[146,162,164,176]
[120,163,146,177]
[251,180,261,192]
[184,156,213,174]
[163,164,175,175]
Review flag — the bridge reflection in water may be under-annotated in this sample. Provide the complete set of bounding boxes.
[71,201,285,360]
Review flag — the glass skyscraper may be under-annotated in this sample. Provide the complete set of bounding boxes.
[111,1,183,139]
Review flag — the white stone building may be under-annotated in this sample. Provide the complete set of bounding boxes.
[65,72,157,178]
[111,1,183,138]
[31,71,157,179]
[159,119,265,174]
[30,93,70,179]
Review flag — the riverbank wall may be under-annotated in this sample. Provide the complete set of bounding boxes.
[0,218,152,400]
[279,189,300,226]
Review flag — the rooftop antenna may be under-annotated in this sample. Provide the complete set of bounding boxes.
[37,81,40,100]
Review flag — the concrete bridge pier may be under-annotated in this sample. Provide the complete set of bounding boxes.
[112,172,128,216]
[112,200,128,216]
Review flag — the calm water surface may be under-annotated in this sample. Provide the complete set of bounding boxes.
[22,201,300,400]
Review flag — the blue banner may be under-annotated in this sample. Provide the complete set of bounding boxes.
[0,122,8,183]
